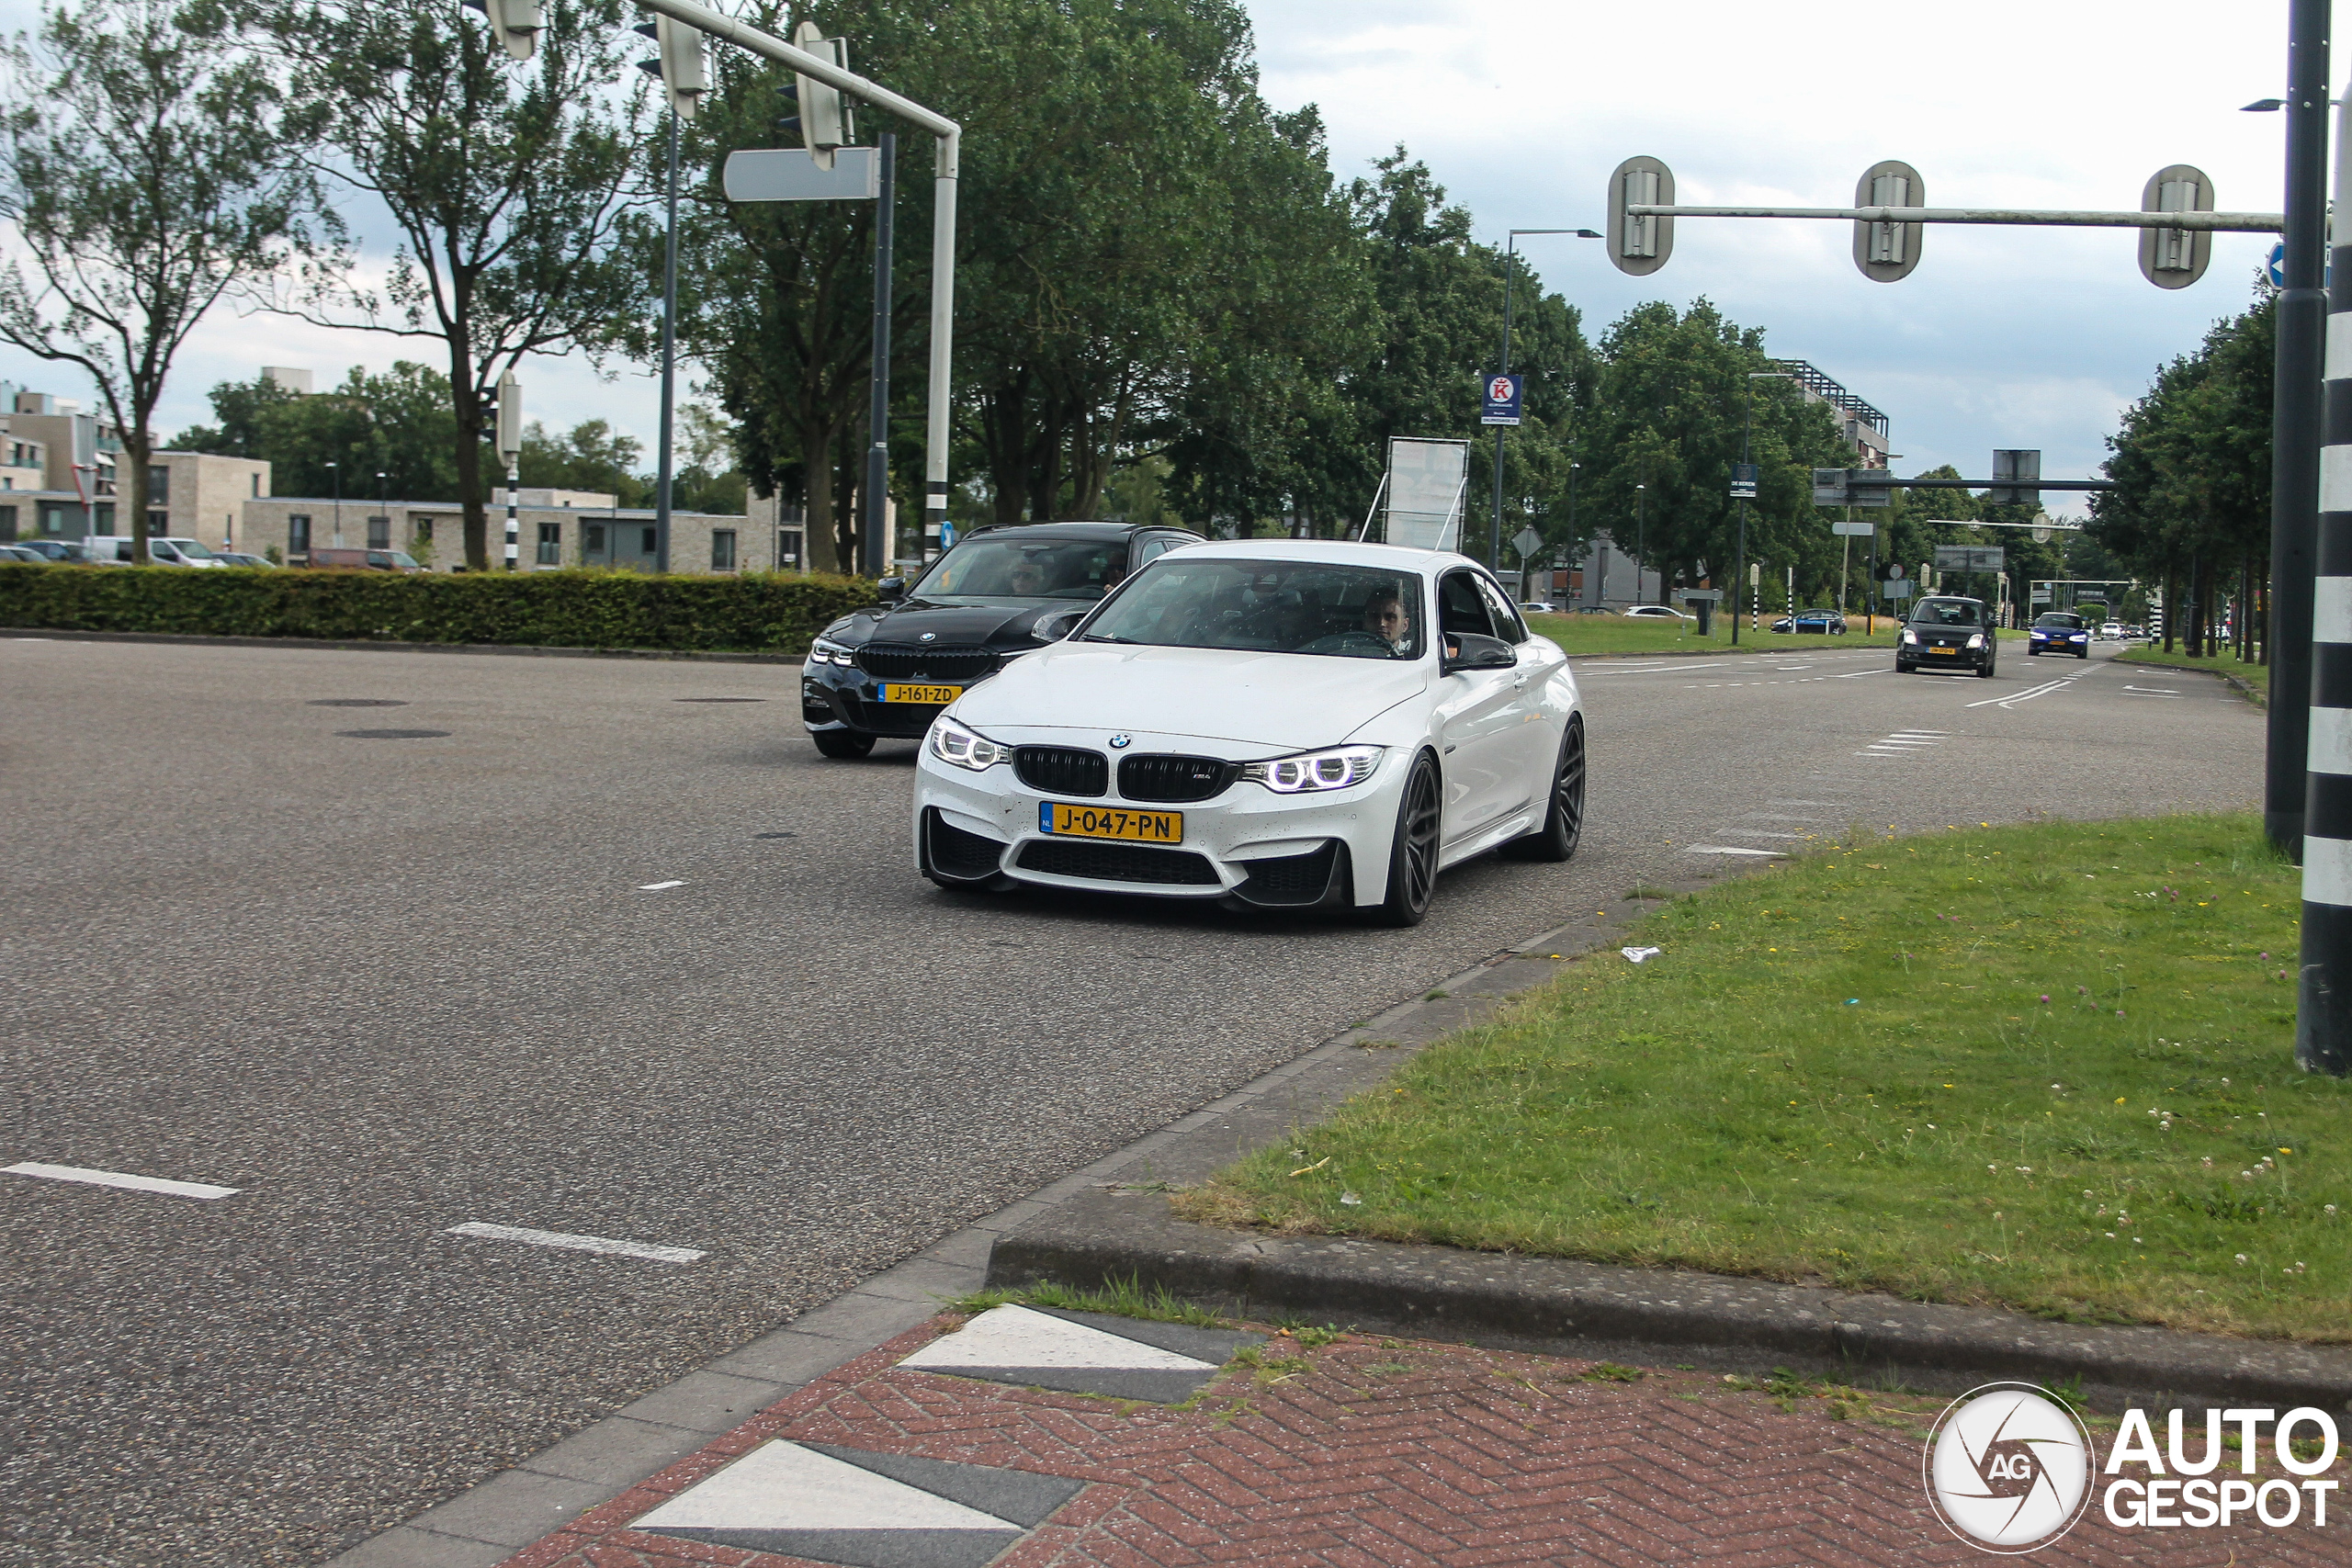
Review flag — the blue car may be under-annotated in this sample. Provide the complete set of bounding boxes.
[2028,611,2092,658]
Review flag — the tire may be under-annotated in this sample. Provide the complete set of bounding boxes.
[1978,658,1996,678]
[2028,647,2041,656]
[811,728,876,759]
[1895,659,1914,673]
[1502,716,1586,863]
[1367,750,1442,927]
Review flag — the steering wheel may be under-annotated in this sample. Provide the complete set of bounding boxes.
[1302,630,1399,657]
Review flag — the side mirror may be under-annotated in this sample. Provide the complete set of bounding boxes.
[876,576,906,604]
[1442,631,1518,673]
[1031,608,1087,642]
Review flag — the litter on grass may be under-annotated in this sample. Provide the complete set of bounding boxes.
[1622,946,1662,964]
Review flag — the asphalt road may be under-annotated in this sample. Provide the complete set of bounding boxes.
[0,634,2263,1567]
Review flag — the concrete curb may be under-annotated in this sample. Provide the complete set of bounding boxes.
[986,1190,2352,1416]
[0,626,804,664]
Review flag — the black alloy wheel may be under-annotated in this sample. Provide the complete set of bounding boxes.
[1502,716,1585,863]
[812,728,876,759]
[1370,750,1442,927]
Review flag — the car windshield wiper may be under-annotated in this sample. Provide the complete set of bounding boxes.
[1079,632,1139,643]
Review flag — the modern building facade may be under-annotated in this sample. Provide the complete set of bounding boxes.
[239,493,768,573]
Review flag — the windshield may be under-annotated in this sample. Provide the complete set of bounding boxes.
[909,536,1127,602]
[1082,559,1425,660]
[164,538,215,558]
[2035,613,2084,629]
[1910,598,1983,627]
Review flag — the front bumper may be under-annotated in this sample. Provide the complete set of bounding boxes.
[912,728,1406,908]
[803,658,991,739]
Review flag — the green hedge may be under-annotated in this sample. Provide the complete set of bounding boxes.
[0,562,876,655]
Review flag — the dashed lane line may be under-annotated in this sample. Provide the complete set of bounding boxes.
[445,1221,706,1264]
[638,880,686,891]
[1682,844,1787,857]
[5,1161,239,1200]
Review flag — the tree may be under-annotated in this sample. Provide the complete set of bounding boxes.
[0,0,330,564]
[519,417,650,505]
[172,362,462,499]
[269,0,651,570]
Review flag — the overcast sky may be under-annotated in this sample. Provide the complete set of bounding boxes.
[0,0,2296,516]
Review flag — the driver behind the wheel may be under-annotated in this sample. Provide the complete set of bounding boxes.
[1363,586,1414,655]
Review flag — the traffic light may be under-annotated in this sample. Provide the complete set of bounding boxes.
[2138,164,2214,290]
[633,16,708,119]
[776,20,854,164]
[482,371,521,461]
[459,0,540,61]
[1605,156,1674,276]
[1852,160,1924,283]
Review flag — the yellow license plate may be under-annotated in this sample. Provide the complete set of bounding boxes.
[1929,647,1956,655]
[875,682,963,704]
[1040,802,1183,843]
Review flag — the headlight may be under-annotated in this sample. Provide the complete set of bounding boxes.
[2070,633,2088,643]
[1240,744,1384,794]
[1965,634,1985,649]
[927,716,1012,771]
[1901,629,1918,645]
[808,637,854,666]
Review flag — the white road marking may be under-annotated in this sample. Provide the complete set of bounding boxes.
[1764,799,1853,807]
[1683,844,1787,857]
[900,1303,1215,1372]
[5,1161,239,1200]
[633,1441,1023,1533]
[1968,674,2078,710]
[637,880,686,891]
[445,1221,705,1263]
[1719,829,1807,839]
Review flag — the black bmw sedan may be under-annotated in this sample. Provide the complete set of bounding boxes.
[1895,594,1996,677]
[801,521,1202,758]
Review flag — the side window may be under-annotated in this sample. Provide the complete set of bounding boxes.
[1133,536,1180,570]
[1437,571,1495,640]
[1474,576,1528,642]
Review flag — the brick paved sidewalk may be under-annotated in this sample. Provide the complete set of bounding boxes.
[499,1310,2348,1568]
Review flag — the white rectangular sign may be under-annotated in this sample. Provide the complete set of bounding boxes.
[1830,521,1875,536]
[723,147,880,203]
[1384,437,1469,552]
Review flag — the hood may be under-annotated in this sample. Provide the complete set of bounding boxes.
[953,641,1431,750]
[828,596,1066,649]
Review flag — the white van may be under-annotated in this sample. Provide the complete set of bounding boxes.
[81,536,225,567]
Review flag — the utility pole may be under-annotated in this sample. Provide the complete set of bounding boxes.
[2270,0,2330,857]
[1634,479,1646,604]
[866,132,896,577]
[2301,51,2352,1074]
[635,13,707,575]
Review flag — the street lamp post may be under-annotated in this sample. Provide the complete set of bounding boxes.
[325,461,341,547]
[1492,228,1600,567]
[376,470,387,552]
[1634,481,1646,605]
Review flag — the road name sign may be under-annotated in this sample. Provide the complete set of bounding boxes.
[1730,463,1758,500]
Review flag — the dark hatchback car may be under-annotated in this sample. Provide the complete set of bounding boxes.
[1896,595,1996,677]
[2027,610,2092,658]
[801,520,1202,758]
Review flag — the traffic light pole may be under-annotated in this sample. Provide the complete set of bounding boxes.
[2270,0,2329,856]
[653,108,680,575]
[865,132,895,576]
[2300,73,2352,1078]
[628,0,958,572]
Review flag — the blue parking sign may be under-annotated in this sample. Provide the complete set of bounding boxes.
[1480,373,1522,426]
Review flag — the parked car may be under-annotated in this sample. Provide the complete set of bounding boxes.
[211,551,277,569]
[2027,611,2092,659]
[1571,605,1619,615]
[912,538,1582,925]
[1519,600,1556,615]
[804,520,1204,760]
[1770,607,1847,635]
[306,547,425,572]
[0,544,45,562]
[8,538,83,562]
[1898,595,1997,677]
[1623,604,1690,621]
[80,535,226,567]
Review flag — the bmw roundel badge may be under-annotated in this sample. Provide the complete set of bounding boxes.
[1108,733,1133,749]
[918,631,937,642]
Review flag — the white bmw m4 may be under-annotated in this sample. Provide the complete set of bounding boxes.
[911,538,1584,925]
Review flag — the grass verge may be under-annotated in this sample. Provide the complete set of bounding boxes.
[2112,646,2270,702]
[1524,612,1900,656]
[1175,813,2352,1341]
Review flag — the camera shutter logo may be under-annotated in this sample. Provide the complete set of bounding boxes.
[1923,1382,2094,1552]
